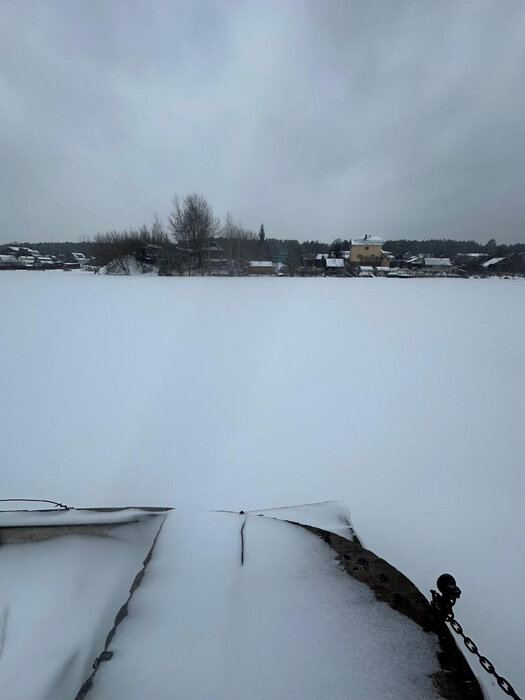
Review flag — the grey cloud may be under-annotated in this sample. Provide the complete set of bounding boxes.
[1,0,524,243]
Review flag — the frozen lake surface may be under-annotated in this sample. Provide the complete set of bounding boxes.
[1,272,523,698]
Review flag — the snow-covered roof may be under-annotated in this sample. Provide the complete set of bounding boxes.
[326,258,344,267]
[423,258,452,266]
[249,260,273,267]
[351,236,383,246]
[315,253,329,259]
[0,255,18,263]
[358,265,375,271]
[481,257,506,268]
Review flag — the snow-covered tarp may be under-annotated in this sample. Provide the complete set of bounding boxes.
[0,504,483,699]
[0,510,165,699]
[0,507,165,529]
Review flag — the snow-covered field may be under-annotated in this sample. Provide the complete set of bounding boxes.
[1,272,523,698]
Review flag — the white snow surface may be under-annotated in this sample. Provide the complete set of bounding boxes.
[0,507,164,527]
[0,272,524,698]
[90,510,441,699]
[97,255,158,275]
[0,515,162,700]
[249,500,356,539]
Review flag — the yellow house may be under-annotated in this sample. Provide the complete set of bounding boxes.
[349,235,383,264]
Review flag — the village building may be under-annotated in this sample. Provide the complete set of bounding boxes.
[0,254,19,268]
[0,245,41,258]
[249,261,274,275]
[16,256,36,267]
[1,246,21,255]
[34,256,56,268]
[69,252,90,265]
[454,253,490,267]
[422,257,453,273]
[324,258,345,275]
[480,257,512,274]
[380,250,394,267]
[349,235,383,265]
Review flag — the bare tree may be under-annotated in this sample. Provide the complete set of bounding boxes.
[91,216,180,273]
[151,213,166,238]
[168,193,219,273]
[222,212,245,274]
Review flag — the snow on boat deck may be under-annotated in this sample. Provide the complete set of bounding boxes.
[0,504,483,699]
[87,510,443,699]
[247,500,357,539]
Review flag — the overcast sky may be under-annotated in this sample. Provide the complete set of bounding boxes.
[1,0,524,244]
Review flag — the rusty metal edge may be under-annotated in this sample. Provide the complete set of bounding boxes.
[295,522,485,700]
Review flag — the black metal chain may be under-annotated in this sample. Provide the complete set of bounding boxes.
[0,498,70,510]
[431,574,522,700]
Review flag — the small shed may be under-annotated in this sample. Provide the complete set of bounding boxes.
[249,261,274,275]
[325,258,345,275]
[423,258,453,273]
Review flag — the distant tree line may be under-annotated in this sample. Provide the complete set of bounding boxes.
[382,238,525,257]
[7,192,524,272]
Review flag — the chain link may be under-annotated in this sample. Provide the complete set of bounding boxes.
[431,574,522,700]
[446,609,521,699]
